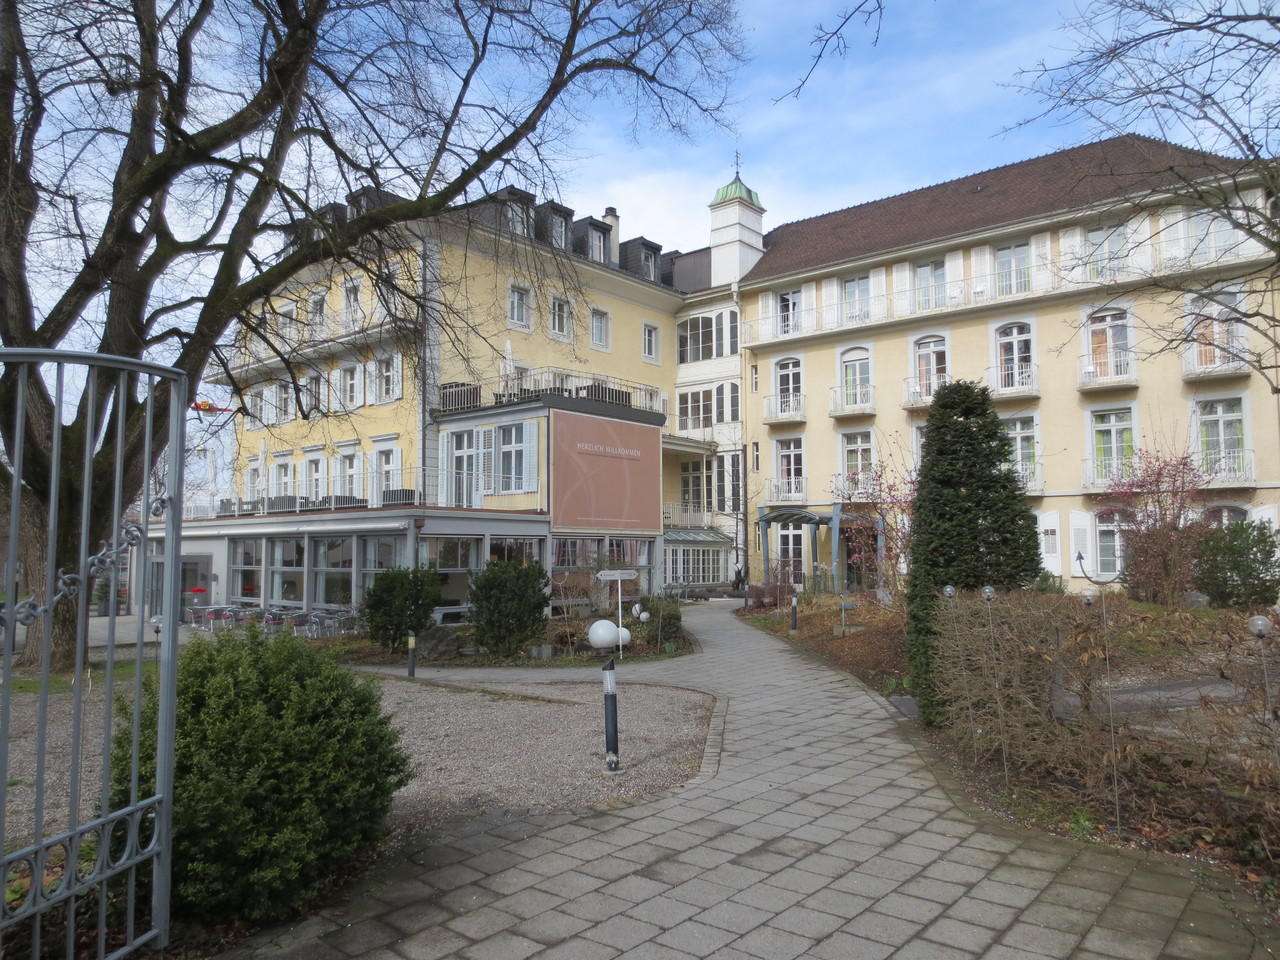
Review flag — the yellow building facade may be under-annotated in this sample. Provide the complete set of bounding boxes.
[177,135,1279,615]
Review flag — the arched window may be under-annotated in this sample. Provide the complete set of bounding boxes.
[1087,310,1130,378]
[995,323,1032,389]
[840,348,871,406]
[913,336,947,398]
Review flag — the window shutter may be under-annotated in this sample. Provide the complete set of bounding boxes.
[801,281,816,331]
[478,427,495,495]
[1060,226,1083,284]
[970,245,993,300]
[1160,206,1190,264]
[392,447,403,491]
[1126,212,1153,274]
[1070,509,1094,579]
[891,262,911,316]
[437,434,449,505]
[391,353,403,400]
[1239,188,1268,255]
[523,420,539,491]
[1030,232,1052,291]
[822,277,839,327]
[944,250,964,304]
[364,360,378,404]
[757,291,773,321]
[330,455,343,499]
[869,267,887,319]
[329,370,344,412]
[1251,504,1278,528]
[1039,509,1062,577]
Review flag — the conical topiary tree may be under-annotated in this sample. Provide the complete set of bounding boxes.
[905,380,1043,724]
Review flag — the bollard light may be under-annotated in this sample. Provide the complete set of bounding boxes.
[791,592,798,631]
[407,630,417,677]
[602,658,619,771]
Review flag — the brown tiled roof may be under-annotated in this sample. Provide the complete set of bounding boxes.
[741,135,1237,284]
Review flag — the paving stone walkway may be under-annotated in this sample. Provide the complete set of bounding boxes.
[219,600,1279,960]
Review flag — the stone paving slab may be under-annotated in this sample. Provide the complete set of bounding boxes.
[217,601,1279,960]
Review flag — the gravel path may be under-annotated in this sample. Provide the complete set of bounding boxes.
[2,672,714,852]
[378,677,714,841]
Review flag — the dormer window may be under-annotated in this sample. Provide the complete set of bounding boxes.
[641,250,656,280]
[590,228,607,263]
[508,202,530,237]
[551,216,569,249]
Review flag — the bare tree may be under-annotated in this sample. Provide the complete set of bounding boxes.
[1021,0,1280,391]
[0,0,743,666]
[780,1,884,100]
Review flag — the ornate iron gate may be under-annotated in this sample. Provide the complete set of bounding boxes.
[0,350,183,958]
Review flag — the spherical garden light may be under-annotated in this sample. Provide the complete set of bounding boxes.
[943,585,956,599]
[587,619,619,650]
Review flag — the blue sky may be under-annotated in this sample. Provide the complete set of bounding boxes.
[564,0,1097,254]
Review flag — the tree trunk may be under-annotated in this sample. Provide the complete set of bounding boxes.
[15,492,81,672]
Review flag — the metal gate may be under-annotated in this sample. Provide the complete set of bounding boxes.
[0,350,183,958]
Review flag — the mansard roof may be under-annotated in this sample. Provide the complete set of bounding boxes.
[742,135,1236,283]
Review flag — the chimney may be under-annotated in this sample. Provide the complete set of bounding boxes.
[603,207,621,266]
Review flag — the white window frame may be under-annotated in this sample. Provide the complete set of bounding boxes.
[508,285,531,329]
[642,323,659,361]
[590,308,611,350]
[550,298,572,340]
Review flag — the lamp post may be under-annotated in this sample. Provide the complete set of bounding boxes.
[602,658,620,771]
[1249,615,1275,737]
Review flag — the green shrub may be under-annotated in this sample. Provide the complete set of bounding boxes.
[361,567,442,650]
[467,560,549,657]
[1193,520,1280,608]
[625,595,683,648]
[111,627,412,925]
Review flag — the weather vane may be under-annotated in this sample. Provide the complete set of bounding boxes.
[734,150,741,177]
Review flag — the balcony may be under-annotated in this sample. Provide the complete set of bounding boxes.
[1201,448,1256,486]
[829,472,877,502]
[1077,350,1137,390]
[663,501,716,527]
[1082,455,1138,489]
[828,384,875,418]
[1007,459,1044,494]
[664,415,717,444]
[763,393,806,424]
[437,366,662,415]
[902,374,951,409]
[765,476,808,503]
[987,363,1039,399]
[1182,346,1251,381]
[182,465,543,520]
[739,227,1268,350]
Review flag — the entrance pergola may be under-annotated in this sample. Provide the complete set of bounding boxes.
[757,504,843,587]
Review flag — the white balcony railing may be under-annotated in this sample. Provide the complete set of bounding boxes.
[439,366,663,415]
[1077,350,1137,388]
[828,383,875,417]
[739,226,1267,348]
[987,363,1039,397]
[1182,345,1251,379]
[766,476,808,502]
[182,465,542,520]
[1082,456,1138,488]
[1201,448,1255,485]
[663,501,715,527]
[902,374,951,408]
[763,393,806,423]
[1007,459,1044,493]
[830,471,877,501]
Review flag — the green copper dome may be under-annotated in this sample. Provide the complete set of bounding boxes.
[711,175,762,208]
